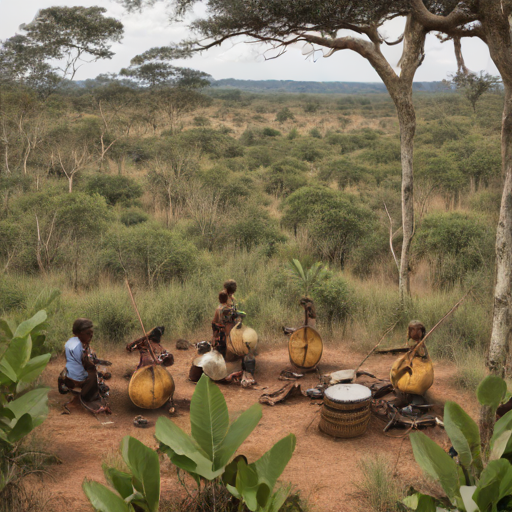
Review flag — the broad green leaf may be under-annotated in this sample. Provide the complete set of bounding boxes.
[13,310,47,339]
[156,416,222,481]
[460,486,478,512]
[223,455,248,487]
[17,354,51,387]
[5,387,50,428]
[7,413,33,443]
[190,375,229,467]
[473,459,510,512]
[215,403,262,470]
[477,376,507,413]
[4,336,32,376]
[264,485,292,512]
[498,466,512,503]
[0,408,15,421]
[235,458,261,511]
[31,334,47,357]
[0,319,15,340]
[444,401,482,473]
[492,410,512,456]
[103,466,133,500]
[403,493,437,512]
[251,434,296,505]
[120,436,160,512]
[490,431,512,461]
[0,358,17,383]
[409,432,461,504]
[82,480,130,512]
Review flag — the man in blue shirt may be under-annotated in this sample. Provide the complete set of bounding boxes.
[60,318,110,403]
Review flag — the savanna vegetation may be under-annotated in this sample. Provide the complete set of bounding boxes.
[0,76,503,384]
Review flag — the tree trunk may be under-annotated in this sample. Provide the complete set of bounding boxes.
[69,175,73,193]
[395,96,416,304]
[476,2,512,453]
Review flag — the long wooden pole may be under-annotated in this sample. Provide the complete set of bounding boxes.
[125,278,158,364]
[351,320,400,382]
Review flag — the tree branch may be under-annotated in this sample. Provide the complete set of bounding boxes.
[409,0,478,31]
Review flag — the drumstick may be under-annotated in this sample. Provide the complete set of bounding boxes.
[350,320,399,382]
[125,278,158,364]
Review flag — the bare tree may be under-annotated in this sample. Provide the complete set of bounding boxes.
[56,146,90,193]
[185,180,220,250]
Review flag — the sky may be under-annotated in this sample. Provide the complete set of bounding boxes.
[0,0,501,83]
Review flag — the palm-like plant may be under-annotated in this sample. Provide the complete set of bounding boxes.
[286,259,329,297]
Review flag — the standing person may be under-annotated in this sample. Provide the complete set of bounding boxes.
[212,291,232,358]
[223,279,237,308]
[58,318,111,407]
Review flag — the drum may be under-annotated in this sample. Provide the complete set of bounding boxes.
[288,326,323,370]
[129,364,175,409]
[319,384,372,438]
[390,350,434,396]
[228,323,258,358]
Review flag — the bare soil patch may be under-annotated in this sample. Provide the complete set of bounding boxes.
[39,342,477,511]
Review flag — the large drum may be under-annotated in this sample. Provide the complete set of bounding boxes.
[390,350,434,396]
[288,326,323,370]
[129,365,175,409]
[319,384,372,438]
[228,322,258,358]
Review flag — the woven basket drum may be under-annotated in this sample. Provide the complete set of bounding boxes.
[288,326,323,370]
[228,323,258,357]
[319,384,372,438]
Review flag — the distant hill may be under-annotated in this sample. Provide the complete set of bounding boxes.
[211,78,449,94]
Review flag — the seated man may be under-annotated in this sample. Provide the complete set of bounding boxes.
[58,318,111,410]
[126,326,174,370]
[212,291,234,358]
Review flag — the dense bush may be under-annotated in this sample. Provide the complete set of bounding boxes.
[85,174,143,206]
[174,128,244,158]
[319,158,373,188]
[414,212,495,288]
[264,159,308,197]
[120,208,149,226]
[313,274,352,327]
[275,107,295,123]
[100,223,198,286]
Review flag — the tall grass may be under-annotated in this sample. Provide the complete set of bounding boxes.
[1,250,492,359]
[355,456,406,512]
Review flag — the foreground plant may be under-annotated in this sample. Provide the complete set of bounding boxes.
[83,375,296,512]
[405,375,512,511]
[0,310,53,494]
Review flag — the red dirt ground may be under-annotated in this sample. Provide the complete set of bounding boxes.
[38,342,477,511]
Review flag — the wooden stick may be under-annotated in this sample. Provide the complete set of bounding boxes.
[351,320,400,382]
[125,278,158,364]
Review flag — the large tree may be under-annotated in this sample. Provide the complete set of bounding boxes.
[119,0,453,303]
[0,6,124,92]
[410,0,512,449]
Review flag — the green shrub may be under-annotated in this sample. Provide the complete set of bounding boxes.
[413,212,494,288]
[85,175,143,206]
[100,223,198,286]
[193,115,211,127]
[292,140,324,162]
[309,127,322,138]
[175,128,244,158]
[264,159,308,197]
[275,107,295,123]
[228,207,286,251]
[313,274,352,327]
[318,158,373,188]
[120,208,149,226]
[304,102,320,113]
[287,127,299,140]
[262,127,281,137]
